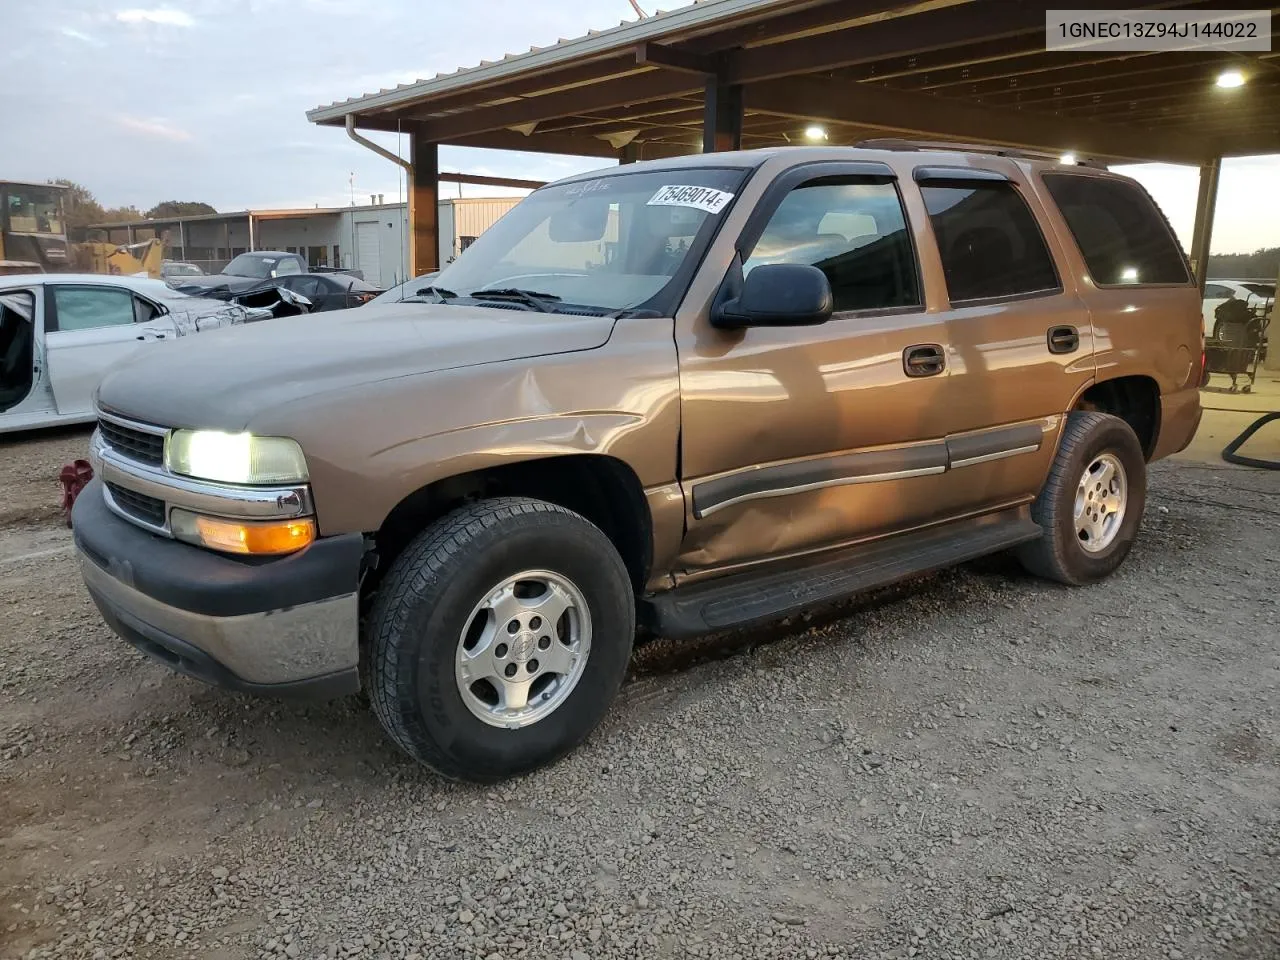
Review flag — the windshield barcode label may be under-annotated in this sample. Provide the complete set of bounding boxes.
[647,185,735,214]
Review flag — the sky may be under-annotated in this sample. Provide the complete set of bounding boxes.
[3,0,1278,256]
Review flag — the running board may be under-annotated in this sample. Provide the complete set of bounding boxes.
[645,506,1041,639]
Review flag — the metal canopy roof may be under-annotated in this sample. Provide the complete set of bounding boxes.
[308,0,1280,166]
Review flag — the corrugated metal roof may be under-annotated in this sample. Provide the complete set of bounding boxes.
[306,0,790,124]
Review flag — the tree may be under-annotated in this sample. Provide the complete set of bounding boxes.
[49,178,104,240]
[1207,247,1280,281]
[46,179,145,239]
[145,201,217,219]
[102,205,145,223]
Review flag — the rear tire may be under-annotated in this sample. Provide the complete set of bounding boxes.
[1017,411,1147,585]
[366,497,634,782]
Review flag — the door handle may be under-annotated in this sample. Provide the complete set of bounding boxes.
[903,344,946,377]
[1047,325,1080,354]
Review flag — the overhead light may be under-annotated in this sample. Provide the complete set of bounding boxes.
[803,125,827,142]
[1059,152,1077,165]
[1216,70,1246,89]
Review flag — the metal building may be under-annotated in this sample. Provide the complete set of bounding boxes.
[88,195,522,287]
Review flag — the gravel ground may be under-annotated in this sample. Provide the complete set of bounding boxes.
[1,427,1278,960]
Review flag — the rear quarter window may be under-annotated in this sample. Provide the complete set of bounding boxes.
[1042,174,1190,286]
[918,180,1060,303]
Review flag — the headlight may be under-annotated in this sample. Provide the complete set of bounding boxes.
[165,430,308,485]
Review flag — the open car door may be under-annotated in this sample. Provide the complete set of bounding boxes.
[0,289,38,415]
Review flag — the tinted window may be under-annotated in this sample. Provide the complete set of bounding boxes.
[745,180,921,312]
[1042,174,1189,286]
[284,276,324,299]
[52,287,136,331]
[1203,283,1232,299]
[920,181,1059,302]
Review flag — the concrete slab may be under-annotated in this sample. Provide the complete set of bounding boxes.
[1173,371,1280,467]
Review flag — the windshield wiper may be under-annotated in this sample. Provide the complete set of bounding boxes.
[469,287,562,312]
[402,285,458,303]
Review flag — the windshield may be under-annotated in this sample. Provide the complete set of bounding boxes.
[223,253,280,278]
[430,167,747,315]
[369,272,439,305]
[129,279,199,302]
[5,185,65,236]
[1242,283,1275,299]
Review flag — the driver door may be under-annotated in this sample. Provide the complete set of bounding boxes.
[675,162,957,575]
[45,284,175,416]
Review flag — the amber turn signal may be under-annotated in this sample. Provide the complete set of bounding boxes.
[171,509,316,555]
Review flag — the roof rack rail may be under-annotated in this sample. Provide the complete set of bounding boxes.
[854,138,1108,168]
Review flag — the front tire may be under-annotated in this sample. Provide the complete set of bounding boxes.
[1017,411,1147,585]
[367,497,635,782]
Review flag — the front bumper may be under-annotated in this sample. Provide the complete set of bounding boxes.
[73,479,364,698]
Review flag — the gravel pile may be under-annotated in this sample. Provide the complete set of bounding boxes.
[1,435,1277,960]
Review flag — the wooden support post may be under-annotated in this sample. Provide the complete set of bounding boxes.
[1188,157,1221,293]
[619,143,641,164]
[409,133,440,275]
[702,79,743,154]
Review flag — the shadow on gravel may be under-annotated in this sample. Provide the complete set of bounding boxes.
[117,680,409,782]
[631,562,1001,679]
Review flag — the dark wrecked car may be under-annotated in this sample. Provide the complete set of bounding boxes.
[168,251,309,298]
[169,252,379,314]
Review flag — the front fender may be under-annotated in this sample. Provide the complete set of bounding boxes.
[261,318,681,536]
[323,412,652,534]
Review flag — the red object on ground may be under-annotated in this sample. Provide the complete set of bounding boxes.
[59,459,94,527]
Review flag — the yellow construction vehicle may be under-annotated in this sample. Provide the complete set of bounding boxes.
[1,180,70,273]
[79,238,164,279]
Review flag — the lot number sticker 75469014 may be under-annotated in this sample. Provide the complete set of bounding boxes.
[647,185,735,214]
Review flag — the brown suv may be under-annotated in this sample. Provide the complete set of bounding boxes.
[74,144,1203,782]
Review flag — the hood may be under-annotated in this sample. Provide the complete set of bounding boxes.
[168,274,264,296]
[95,302,617,431]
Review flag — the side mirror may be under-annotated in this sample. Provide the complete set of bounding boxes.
[713,262,833,329]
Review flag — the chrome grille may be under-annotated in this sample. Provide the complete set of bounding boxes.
[105,482,167,528]
[98,417,165,466]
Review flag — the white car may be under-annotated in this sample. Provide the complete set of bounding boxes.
[0,274,253,434]
[1202,279,1275,338]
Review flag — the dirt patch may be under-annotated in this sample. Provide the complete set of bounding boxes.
[1,439,1278,960]
[0,426,93,530]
